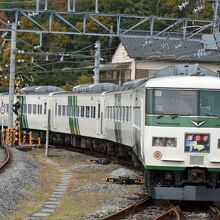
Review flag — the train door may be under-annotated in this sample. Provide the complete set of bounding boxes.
[96,101,101,136]
[133,106,141,149]
[96,94,105,137]
[43,99,48,129]
[132,90,145,161]
[52,99,57,131]
[140,93,145,159]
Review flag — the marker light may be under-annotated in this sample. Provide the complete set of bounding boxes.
[153,151,162,160]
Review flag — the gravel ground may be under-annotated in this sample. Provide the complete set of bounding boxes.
[0,148,4,162]
[54,149,147,220]
[0,148,39,217]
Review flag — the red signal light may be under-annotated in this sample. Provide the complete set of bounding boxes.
[153,151,162,160]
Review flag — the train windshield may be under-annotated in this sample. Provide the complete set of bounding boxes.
[200,91,220,116]
[146,89,220,116]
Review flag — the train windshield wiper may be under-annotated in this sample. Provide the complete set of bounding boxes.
[156,113,164,119]
[167,113,178,119]
[205,113,220,118]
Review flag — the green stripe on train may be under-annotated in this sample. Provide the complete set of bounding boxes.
[20,96,29,129]
[145,165,185,171]
[145,166,220,172]
[75,96,80,135]
[145,115,220,128]
[68,96,80,135]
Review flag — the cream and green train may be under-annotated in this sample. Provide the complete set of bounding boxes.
[1,64,220,201]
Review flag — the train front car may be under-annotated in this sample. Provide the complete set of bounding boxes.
[144,64,220,201]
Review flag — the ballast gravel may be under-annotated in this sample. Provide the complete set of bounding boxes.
[0,148,39,217]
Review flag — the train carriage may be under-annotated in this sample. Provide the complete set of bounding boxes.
[144,64,220,201]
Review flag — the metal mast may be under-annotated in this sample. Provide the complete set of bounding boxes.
[8,23,17,128]
[93,41,101,84]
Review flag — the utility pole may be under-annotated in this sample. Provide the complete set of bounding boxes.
[8,22,17,128]
[95,0,99,13]
[93,41,101,84]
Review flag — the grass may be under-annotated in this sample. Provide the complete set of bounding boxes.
[1,147,142,220]
[1,148,62,220]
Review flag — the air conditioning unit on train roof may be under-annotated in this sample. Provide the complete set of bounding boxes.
[122,78,148,89]
[21,86,64,93]
[72,83,120,93]
[72,84,91,92]
[153,64,218,78]
[86,83,121,92]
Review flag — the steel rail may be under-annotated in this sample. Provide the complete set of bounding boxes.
[101,195,152,220]
[0,145,11,171]
[209,205,220,220]
[153,205,183,220]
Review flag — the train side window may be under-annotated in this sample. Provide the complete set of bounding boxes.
[62,105,66,116]
[126,106,129,122]
[28,104,32,114]
[122,107,125,122]
[67,106,71,116]
[115,107,118,121]
[98,104,100,119]
[33,104,37,114]
[23,104,27,114]
[39,105,42,114]
[129,107,131,121]
[81,106,84,118]
[55,103,57,116]
[105,107,108,119]
[90,107,92,118]
[107,106,109,119]
[93,106,96,118]
[110,106,112,120]
[6,104,9,113]
[58,105,61,116]
[119,107,122,121]
[44,102,47,114]
[112,107,115,121]
[76,106,79,117]
[86,106,90,118]
[71,106,75,117]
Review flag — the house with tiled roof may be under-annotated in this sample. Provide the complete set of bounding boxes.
[101,33,220,85]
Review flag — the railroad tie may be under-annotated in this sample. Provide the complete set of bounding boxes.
[23,167,72,220]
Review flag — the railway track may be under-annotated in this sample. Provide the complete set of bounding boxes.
[101,195,153,220]
[100,196,220,220]
[209,205,220,220]
[0,145,11,172]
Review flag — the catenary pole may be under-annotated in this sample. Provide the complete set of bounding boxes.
[93,41,101,84]
[8,22,17,128]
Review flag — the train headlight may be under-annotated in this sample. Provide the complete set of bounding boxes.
[152,137,176,147]
[165,138,177,147]
[153,137,164,146]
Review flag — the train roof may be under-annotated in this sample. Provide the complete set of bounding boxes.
[146,64,220,90]
[146,76,220,90]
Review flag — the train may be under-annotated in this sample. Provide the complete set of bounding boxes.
[1,63,220,201]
